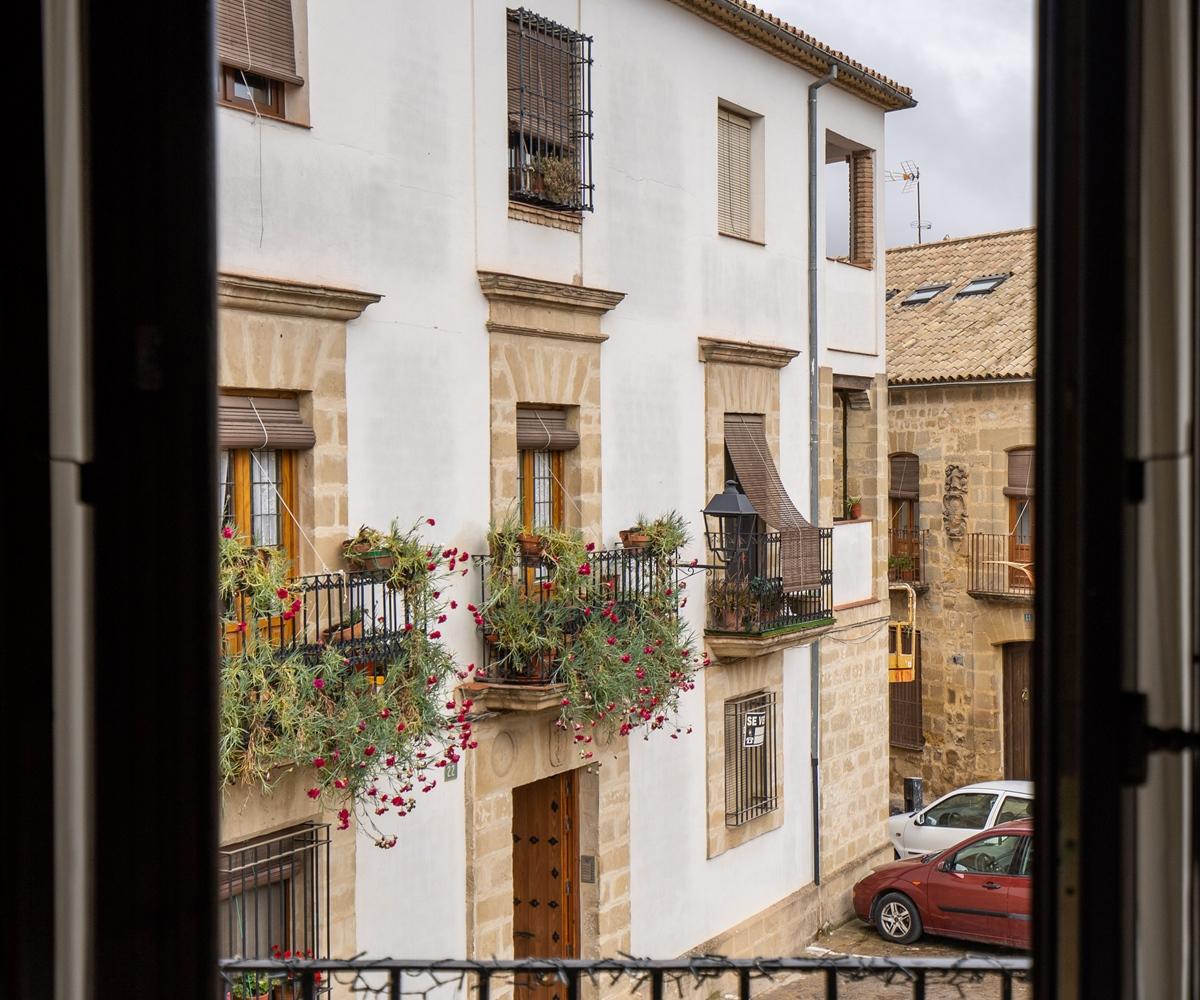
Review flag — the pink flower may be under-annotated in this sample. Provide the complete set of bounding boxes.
[222,525,234,539]
[578,563,591,576]
[331,750,340,762]
[561,697,571,706]
[334,778,348,789]
[313,677,325,690]
[237,621,247,633]
[306,788,321,799]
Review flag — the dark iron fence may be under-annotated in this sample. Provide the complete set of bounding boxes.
[218,954,1031,1000]
[219,824,330,996]
[507,8,594,212]
[475,546,675,685]
[706,529,833,635]
[224,570,419,678]
[967,532,1035,598]
[888,527,928,587]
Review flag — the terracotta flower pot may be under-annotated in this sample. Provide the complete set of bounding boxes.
[620,529,650,550]
[517,532,544,558]
[323,620,364,645]
[849,503,862,519]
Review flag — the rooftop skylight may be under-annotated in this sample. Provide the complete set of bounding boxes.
[955,274,1010,297]
[902,283,949,305]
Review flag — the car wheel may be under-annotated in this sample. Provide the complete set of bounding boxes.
[875,892,923,945]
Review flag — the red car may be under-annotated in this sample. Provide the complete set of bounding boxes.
[852,819,1032,949]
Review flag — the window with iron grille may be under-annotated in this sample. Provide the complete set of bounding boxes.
[724,690,778,826]
[889,628,923,749]
[506,8,594,212]
[218,823,330,969]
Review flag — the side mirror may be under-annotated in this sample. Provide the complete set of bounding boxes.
[938,857,953,872]
[914,812,926,826]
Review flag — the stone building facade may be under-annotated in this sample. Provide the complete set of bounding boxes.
[882,229,1037,800]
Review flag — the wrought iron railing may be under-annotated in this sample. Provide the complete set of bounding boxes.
[706,529,833,635]
[475,546,675,685]
[888,527,929,587]
[219,823,330,998]
[218,954,1031,1000]
[224,570,420,677]
[967,532,1035,598]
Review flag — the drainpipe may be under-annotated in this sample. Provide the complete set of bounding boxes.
[807,65,836,887]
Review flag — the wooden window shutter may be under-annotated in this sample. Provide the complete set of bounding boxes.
[218,394,316,449]
[717,109,752,238]
[849,150,874,265]
[889,453,920,499]
[507,12,578,150]
[516,408,579,451]
[723,414,820,589]
[1004,448,1035,497]
[216,0,303,85]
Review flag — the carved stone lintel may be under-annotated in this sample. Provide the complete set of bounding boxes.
[697,336,800,369]
[943,464,969,539]
[218,272,382,321]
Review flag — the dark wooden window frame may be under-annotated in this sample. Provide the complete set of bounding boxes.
[219,63,287,120]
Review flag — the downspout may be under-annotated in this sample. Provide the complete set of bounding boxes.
[808,64,836,887]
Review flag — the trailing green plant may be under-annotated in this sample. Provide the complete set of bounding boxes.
[220,521,475,848]
[633,510,691,559]
[229,971,277,999]
[474,514,706,752]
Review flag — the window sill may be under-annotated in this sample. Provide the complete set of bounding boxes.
[826,256,874,271]
[509,201,583,233]
[216,100,312,129]
[718,230,766,247]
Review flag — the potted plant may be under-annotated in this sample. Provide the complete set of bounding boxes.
[516,531,545,559]
[322,606,365,646]
[343,525,392,571]
[619,517,651,550]
[532,153,578,207]
[845,495,863,520]
[228,972,275,1000]
[888,553,915,574]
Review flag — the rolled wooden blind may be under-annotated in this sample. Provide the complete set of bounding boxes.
[507,12,578,149]
[219,394,315,449]
[723,413,821,589]
[216,0,303,86]
[1004,448,1035,497]
[717,109,752,238]
[516,409,579,451]
[849,149,875,265]
[889,453,920,499]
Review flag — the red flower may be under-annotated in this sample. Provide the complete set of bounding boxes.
[578,563,591,576]
[427,562,437,571]
[364,744,376,757]
[585,541,596,552]
[427,517,436,526]
[561,697,571,706]
[237,621,247,633]
[620,654,631,663]
[450,600,458,610]
[379,707,391,719]
[222,525,234,539]
[445,700,456,710]
[276,587,289,599]
[437,614,447,624]
[306,788,320,799]
[385,754,396,766]
[396,722,407,732]
[313,677,325,690]
[460,551,470,560]
[467,603,477,613]
[313,756,326,769]
[606,636,617,646]
[404,622,414,631]
[429,630,442,639]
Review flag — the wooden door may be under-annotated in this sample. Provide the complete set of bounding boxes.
[512,772,579,1000]
[1003,643,1033,779]
[1008,497,1035,590]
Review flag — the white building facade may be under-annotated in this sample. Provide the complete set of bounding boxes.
[215,0,913,970]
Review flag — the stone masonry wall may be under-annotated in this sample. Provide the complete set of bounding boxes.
[887,381,1036,801]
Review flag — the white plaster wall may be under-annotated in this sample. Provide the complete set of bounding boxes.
[823,263,877,357]
[832,520,874,607]
[216,0,892,962]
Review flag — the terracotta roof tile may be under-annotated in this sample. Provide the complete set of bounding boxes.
[885,227,1036,384]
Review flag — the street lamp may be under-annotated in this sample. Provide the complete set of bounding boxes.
[702,480,759,565]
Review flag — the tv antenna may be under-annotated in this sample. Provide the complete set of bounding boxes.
[885,160,931,243]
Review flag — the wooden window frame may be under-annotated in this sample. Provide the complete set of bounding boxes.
[221,447,299,569]
[218,63,287,120]
[518,448,565,533]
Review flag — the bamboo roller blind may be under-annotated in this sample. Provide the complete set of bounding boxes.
[717,109,752,239]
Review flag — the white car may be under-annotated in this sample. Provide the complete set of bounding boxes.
[887,780,1033,858]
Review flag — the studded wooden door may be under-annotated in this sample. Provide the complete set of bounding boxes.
[1003,642,1033,779]
[512,771,579,1000]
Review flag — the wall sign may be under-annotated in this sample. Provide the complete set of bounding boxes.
[743,711,766,748]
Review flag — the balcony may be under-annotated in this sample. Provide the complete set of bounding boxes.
[967,532,1035,600]
[705,529,833,660]
[473,544,676,711]
[888,527,929,589]
[224,570,418,680]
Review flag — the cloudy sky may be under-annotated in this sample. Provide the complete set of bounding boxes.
[771,0,1036,249]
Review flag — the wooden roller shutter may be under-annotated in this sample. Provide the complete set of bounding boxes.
[723,413,820,589]
[717,109,752,239]
[216,0,303,85]
[516,408,579,451]
[1004,448,1035,497]
[507,11,578,150]
[889,453,920,500]
[218,394,315,449]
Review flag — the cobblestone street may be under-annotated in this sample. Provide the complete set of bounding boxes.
[755,920,1030,1000]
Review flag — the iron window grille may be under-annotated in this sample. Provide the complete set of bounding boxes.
[507,8,594,212]
[889,627,924,749]
[724,690,778,826]
[218,822,331,982]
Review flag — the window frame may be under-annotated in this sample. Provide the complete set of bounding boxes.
[901,283,950,305]
[220,447,299,570]
[954,273,1010,298]
[717,106,754,241]
[945,833,1026,875]
[218,63,287,120]
[518,447,565,534]
[724,689,779,827]
[919,791,999,829]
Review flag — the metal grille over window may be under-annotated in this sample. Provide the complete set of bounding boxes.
[724,690,778,826]
[717,108,752,238]
[889,628,923,748]
[218,824,330,976]
[507,8,594,212]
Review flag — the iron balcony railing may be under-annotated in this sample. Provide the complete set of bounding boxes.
[219,823,330,998]
[224,570,420,678]
[476,545,676,685]
[888,527,929,587]
[967,532,1035,599]
[219,954,1030,1000]
[706,529,833,636]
